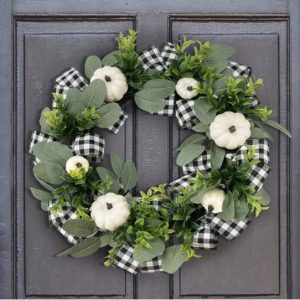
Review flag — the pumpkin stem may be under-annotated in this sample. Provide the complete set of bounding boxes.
[207,205,214,214]
[106,202,113,210]
[187,85,194,91]
[76,162,82,168]
[104,75,112,82]
[229,125,236,133]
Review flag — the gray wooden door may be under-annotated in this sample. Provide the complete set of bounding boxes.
[1,0,300,298]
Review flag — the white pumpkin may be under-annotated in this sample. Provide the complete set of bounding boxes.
[209,111,251,150]
[65,155,89,175]
[90,66,128,102]
[90,192,130,231]
[175,78,199,100]
[201,188,225,214]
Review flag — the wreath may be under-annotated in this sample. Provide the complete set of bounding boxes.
[29,30,291,274]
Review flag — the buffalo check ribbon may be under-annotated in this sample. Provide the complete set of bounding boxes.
[53,67,128,134]
[138,43,177,116]
[29,130,105,163]
[175,61,260,130]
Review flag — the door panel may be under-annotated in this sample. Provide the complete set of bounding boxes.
[4,1,297,298]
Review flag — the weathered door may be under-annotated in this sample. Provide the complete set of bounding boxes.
[1,0,300,298]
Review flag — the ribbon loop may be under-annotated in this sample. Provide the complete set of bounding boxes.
[192,223,219,250]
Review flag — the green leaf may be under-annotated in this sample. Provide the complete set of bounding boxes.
[65,88,85,116]
[110,152,124,178]
[210,143,225,170]
[134,90,165,113]
[264,119,291,138]
[193,100,217,125]
[255,188,271,206]
[143,79,175,98]
[102,50,121,66]
[213,69,232,92]
[251,127,272,139]
[85,55,102,79]
[32,141,73,167]
[33,162,66,185]
[96,167,120,193]
[234,200,249,219]
[190,187,206,204]
[161,245,188,274]
[219,193,235,221]
[33,173,54,192]
[57,237,101,258]
[192,122,209,133]
[133,238,165,263]
[41,201,49,211]
[99,232,112,247]
[62,219,96,238]
[120,161,138,191]
[96,103,121,128]
[178,134,206,151]
[39,107,52,133]
[30,187,52,202]
[81,79,106,109]
[176,144,205,166]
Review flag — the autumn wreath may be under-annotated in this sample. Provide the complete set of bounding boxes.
[29,30,290,274]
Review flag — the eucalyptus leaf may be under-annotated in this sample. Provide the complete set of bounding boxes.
[81,79,106,109]
[190,187,206,204]
[57,237,101,258]
[32,141,73,167]
[255,188,271,206]
[210,143,225,170]
[62,219,96,238]
[192,122,209,133]
[161,245,188,274]
[133,238,165,263]
[110,152,124,178]
[33,162,66,185]
[85,55,102,79]
[99,232,113,247]
[251,127,272,139]
[219,193,235,221]
[41,201,49,211]
[102,50,121,66]
[178,134,206,151]
[39,107,52,133]
[33,173,54,192]
[193,100,217,125]
[213,69,232,93]
[264,119,291,138]
[30,187,52,202]
[134,90,166,113]
[143,79,175,97]
[96,103,121,128]
[65,88,85,116]
[120,161,138,191]
[96,167,120,193]
[176,144,205,166]
[234,200,249,219]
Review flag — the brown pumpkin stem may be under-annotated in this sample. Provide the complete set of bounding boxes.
[106,202,113,210]
[229,125,236,133]
[76,162,82,168]
[104,75,112,82]
[207,205,214,214]
[187,85,194,91]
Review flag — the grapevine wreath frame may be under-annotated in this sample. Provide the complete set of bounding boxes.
[29,30,291,274]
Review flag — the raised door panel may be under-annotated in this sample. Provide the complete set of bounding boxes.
[170,17,289,298]
[16,19,135,298]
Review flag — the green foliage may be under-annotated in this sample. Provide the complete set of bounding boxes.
[62,219,97,238]
[96,103,121,128]
[85,55,102,79]
[133,238,165,262]
[161,245,189,274]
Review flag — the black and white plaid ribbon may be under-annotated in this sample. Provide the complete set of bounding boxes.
[53,67,128,134]
[175,61,260,129]
[138,43,177,116]
[29,131,105,163]
[192,223,219,250]
[182,138,270,192]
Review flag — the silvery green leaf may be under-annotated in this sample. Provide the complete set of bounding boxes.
[30,187,52,202]
[192,122,209,133]
[250,127,272,140]
[134,90,165,113]
[39,107,52,133]
[102,50,121,66]
[176,144,205,166]
[190,187,206,204]
[62,219,96,238]
[81,79,106,109]
[234,200,249,219]
[210,143,225,170]
[96,103,121,128]
[219,192,235,221]
[161,245,188,274]
[40,201,49,211]
[99,232,112,247]
[65,88,85,116]
[264,119,291,138]
[193,100,217,125]
[120,161,138,191]
[110,152,124,178]
[32,141,73,167]
[85,55,102,79]
[96,167,120,193]
[143,79,175,98]
[133,238,165,263]
[178,134,206,151]
[33,173,54,192]
[255,188,271,206]
[33,162,66,185]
